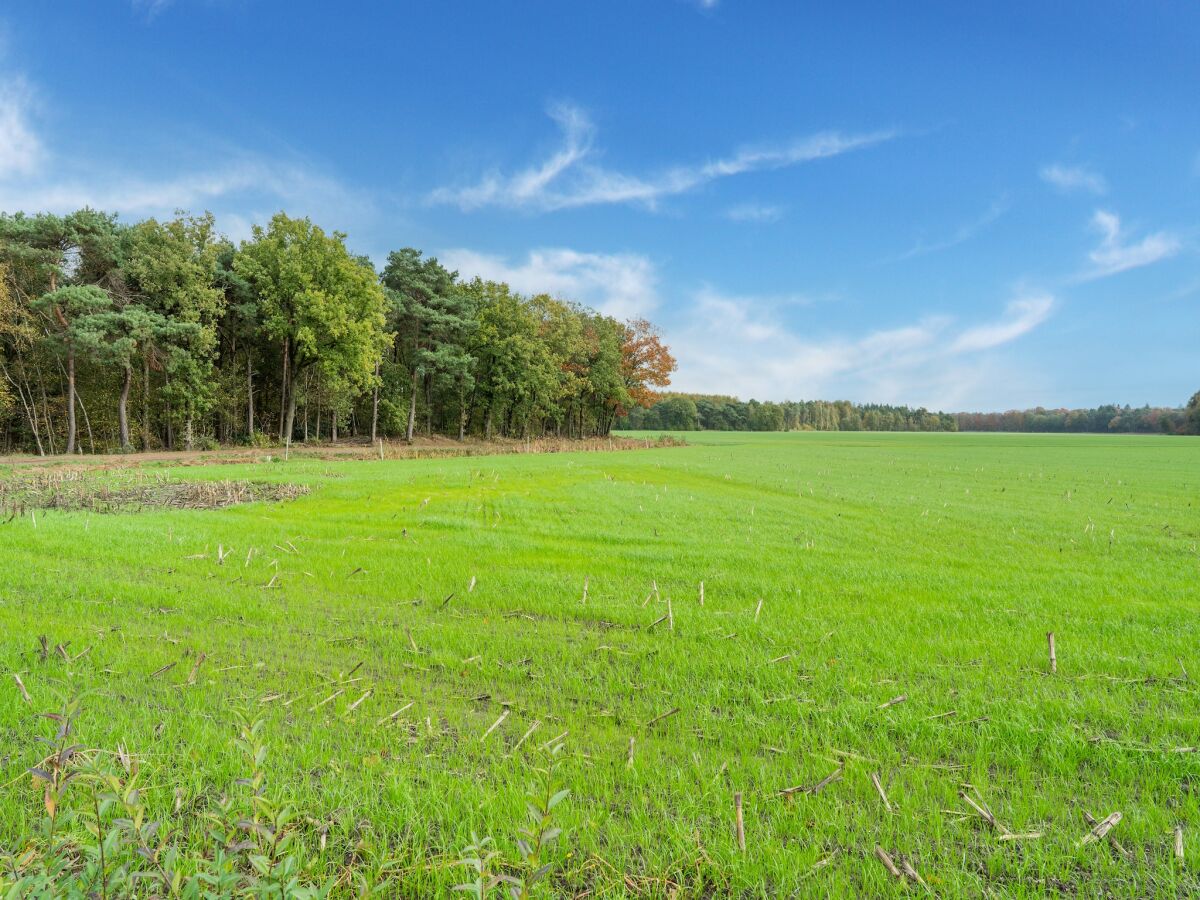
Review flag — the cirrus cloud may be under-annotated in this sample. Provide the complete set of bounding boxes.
[668,287,1056,410]
[439,246,659,321]
[1040,163,1107,195]
[1081,209,1180,280]
[429,103,896,213]
[0,76,41,178]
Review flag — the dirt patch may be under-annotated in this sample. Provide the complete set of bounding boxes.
[0,469,309,514]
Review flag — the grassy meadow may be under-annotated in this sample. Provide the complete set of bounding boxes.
[1,431,1198,896]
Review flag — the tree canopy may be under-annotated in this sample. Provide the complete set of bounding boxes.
[0,207,675,453]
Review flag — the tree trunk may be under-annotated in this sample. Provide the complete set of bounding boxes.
[65,348,77,454]
[406,368,418,442]
[426,377,433,437]
[278,338,290,442]
[77,388,95,453]
[37,370,55,455]
[246,353,255,438]
[118,364,132,450]
[142,355,151,450]
[164,371,174,450]
[2,363,44,456]
[284,381,298,444]
[370,361,380,441]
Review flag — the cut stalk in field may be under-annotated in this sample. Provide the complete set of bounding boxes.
[960,790,1005,834]
[480,709,509,741]
[643,707,679,729]
[781,766,842,796]
[376,702,414,726]
[871,772,892,811]
[12,673,30,703]
[900,859,928,888]
[508,719,540,755]
[310,689,344,712]
[1079,811,1123,848]
[734,791,745,852]
[1081,810,1131,859]
[874,846,903,879]
[1048,631,1057,673]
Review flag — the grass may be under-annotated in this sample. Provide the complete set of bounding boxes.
[0,430,1198,896]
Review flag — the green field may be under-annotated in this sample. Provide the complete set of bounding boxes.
[2,432,1198,897]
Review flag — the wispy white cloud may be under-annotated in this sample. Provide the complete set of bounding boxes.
[882,196,1009,263]
[949,293,1054,352]
[668,287,1055,409]
[0,76,41,178]
[1,158,369,220]
[429,103,895,212]
[725,201,784,224]
[131,0,174,21]
[0,66,376,243]
[439,246,659,321]
[1081,209,1180,279]
[1040,163,1107,195]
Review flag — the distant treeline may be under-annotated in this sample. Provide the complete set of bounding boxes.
[620,392,1200,435]
[618,394,958,432]
[0,209,676,455]
[955,400,1199,435]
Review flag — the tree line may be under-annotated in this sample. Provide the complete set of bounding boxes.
[621,393,1200,435]
[0,209,676,455]
[618,394,958,432]
[954,400,1199,435]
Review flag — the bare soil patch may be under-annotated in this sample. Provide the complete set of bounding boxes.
[0,469,309,514]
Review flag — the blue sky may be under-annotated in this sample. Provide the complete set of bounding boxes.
[1,1,1197,411]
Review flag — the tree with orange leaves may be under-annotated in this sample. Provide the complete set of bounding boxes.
[620,318,676,413]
